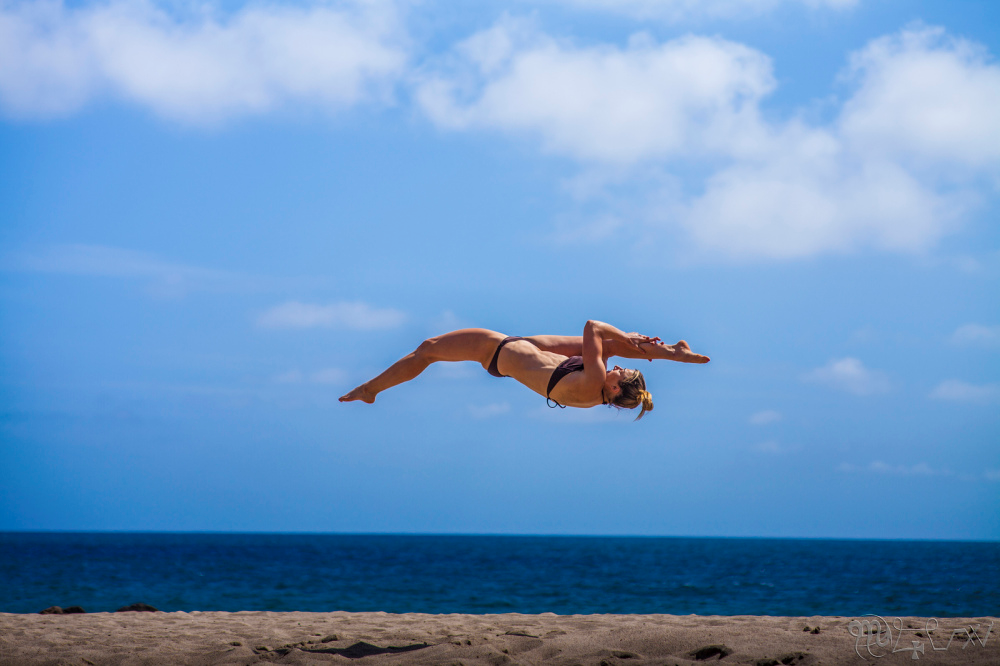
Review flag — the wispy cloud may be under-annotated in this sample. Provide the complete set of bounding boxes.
[532,404,623,423]
[929,380,1000,404]
[0,0,408,123]
[258,301,406,330]
[429,310,470,334]
[274,369,306,384]
[468,402,510,418]
[950,324,1000,347]
[803,358,890,396]
[749,409,782,425]
[274,367,349,385]
[751,439,798,454]
[838,461,950,476]
[4,243,261,297]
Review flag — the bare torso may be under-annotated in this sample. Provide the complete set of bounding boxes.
[493,339,604,408]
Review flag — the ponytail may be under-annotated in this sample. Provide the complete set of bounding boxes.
[633,389,654,421]
[612,370,654,421]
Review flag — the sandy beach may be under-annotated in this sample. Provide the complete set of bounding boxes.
[1,611,996,665]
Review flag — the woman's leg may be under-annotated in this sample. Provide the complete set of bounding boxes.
[339,329,505,403]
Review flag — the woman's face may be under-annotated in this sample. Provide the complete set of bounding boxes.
[606,365,632,395]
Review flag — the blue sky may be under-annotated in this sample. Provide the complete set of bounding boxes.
[1,0,998,540]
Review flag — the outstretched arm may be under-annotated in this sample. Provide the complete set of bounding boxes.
[525,327,709,364]
[525,323,647,357]
[605,338,710,364]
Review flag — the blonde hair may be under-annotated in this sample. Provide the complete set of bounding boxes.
[612,370,654,421]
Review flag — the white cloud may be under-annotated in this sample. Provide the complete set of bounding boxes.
[840,27,1000,169]
[804,357,890,396]
[418,22,999,260]
[530,0,858,22]
[749,409,781,425]
[468,402,510,418]
[680,150,954,259]
[929,380,1000,404]
[683,26,999,259]
[417,18,775,165]
[950,324,1000,347]
[257,301,405,330]
[0,0,407,123]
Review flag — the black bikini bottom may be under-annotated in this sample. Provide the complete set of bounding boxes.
[487,336,523,377]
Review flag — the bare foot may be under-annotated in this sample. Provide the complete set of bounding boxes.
[673,340,710,364]
[339,384,376,403]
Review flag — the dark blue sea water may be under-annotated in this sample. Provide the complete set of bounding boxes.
[1,533,997,617]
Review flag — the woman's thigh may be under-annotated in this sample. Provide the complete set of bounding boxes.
[421,329,506,366]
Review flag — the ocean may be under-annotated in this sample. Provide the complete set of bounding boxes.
[1,533,997,616]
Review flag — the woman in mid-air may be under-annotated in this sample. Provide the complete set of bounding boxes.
[339,320,710,420]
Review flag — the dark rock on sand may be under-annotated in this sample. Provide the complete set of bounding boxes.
[116,603,159,612]
[689,644,733,660]
[39,606,86,614]
[301,640,431,659]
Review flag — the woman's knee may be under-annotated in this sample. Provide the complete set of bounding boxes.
[414,330,498,365]
[413,338,440,364]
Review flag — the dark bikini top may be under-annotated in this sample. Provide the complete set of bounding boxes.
[546,356,592,408]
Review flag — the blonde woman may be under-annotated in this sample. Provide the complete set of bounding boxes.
[339,320,710,420]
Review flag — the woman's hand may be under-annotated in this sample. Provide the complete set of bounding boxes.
[624,333,662,358]
[587,321,665,363]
